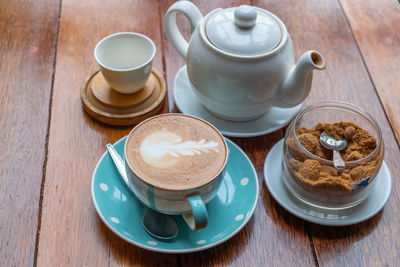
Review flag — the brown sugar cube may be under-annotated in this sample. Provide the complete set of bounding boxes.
[345,151,363,161]
[341,172,352,182]
[297,133,319,154]
[349,166,369,181]
[287,137,300,155]
[320,165,338,176]
[333,123,345,136]
[289,158,302,171]
[359,136,377,151]
[344,126,356,140]
[346,144,358,151]
[323,124,342,139]
[287,137,308,161]
[319,172,331,179]
[314,146,332,160]
[299,159,322,180]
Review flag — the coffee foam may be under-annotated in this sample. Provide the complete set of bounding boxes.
[126,115,226,189]
[140,130,219,168]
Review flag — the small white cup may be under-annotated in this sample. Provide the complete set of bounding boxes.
[94,32,156,94]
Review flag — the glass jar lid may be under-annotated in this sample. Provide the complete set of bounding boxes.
[205,5,282,55]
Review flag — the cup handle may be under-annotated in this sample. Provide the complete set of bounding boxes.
[164,1,203,59]
[182,195,208,230]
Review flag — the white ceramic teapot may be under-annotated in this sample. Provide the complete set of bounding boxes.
[165,1,326,121]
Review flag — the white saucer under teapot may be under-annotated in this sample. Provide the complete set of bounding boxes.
[165,1,326,121]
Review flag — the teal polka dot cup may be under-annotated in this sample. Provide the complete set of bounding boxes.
[124,114,229,231]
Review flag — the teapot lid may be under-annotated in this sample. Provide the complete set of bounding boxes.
[205,5,282,55]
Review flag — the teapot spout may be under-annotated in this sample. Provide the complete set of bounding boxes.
[275,50,326,108]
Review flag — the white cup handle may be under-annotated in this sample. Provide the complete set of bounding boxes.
[164,1,203,59]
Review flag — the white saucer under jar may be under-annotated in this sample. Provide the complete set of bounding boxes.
[282,101,384,210]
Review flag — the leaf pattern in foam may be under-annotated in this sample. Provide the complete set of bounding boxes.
[141,135,220,159]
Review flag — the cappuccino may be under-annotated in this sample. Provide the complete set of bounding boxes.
[125,114,227,189]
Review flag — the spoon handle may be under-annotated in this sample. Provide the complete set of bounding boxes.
[106,144,129,186]
[333,149,346,172]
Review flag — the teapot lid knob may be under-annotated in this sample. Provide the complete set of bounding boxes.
[206,5,282,55]
[234,5,257,28]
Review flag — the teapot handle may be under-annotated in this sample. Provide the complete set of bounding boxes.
[164,1,203,59]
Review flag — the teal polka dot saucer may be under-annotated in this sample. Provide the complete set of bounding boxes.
[91,136,259,253]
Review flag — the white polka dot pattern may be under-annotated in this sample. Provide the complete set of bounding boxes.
[100,183,108,191]
[235,214,244,221]
[110,217,120,223]
[240,177,249,186]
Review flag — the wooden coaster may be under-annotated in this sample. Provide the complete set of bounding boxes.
[80,68,167,126]
[91,72,155,108]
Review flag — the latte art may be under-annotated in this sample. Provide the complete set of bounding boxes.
[126,114,227,189]
[140,130,220,168]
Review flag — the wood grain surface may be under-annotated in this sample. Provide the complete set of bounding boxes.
[255,0,400,266]
[1,0,399,266]
[35,0,174,266]
[160,0,316,266]
[340,0,400,144]
[0,1,59,266]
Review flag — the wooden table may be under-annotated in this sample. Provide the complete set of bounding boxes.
[1,0,399,266]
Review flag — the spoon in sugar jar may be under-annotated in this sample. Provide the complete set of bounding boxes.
[106,144,179,240]
[319,132,347,172]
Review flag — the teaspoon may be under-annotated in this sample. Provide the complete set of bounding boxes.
[319,132,347,172]
[106,144,178,240]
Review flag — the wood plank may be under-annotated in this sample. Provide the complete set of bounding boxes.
[0,0,59,265]
[36,0,175,265]
[340,0,400,143]
[254,0,400,265]
[160,1,316,266]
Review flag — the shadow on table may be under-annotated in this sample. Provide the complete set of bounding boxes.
[262,179,382,251]
[306,211,383,255]
[97,215,177,265]
[178,217,254,266]
[97,212,254,266]
[261,179,313,234]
